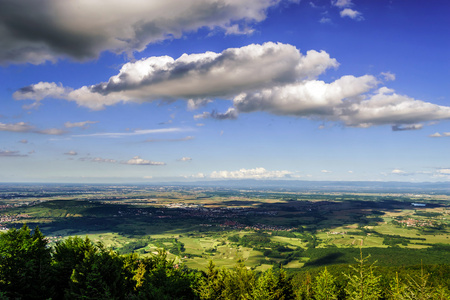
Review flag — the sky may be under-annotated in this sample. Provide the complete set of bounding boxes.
[0,0,449,183]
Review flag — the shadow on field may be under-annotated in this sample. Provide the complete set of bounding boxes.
[303,252,346,267]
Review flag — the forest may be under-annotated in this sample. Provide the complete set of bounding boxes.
[0,225,449,300]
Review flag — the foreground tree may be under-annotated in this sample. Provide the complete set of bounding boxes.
[313,267,338,300]
[344,251,381,300]
[65,242,131,299]
[253,268,295,300]
[51,236,98,299]
[0,224,52,299]
[133,249,197,299]
[196,260,226,300]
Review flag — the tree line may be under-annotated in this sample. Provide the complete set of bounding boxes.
[0,225,449,299]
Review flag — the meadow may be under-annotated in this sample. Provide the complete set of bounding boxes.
[0,184,449,271]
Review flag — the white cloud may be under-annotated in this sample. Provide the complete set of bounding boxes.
[64,121,98,128]
[391,169,406,174]
[429,132,442,137]
[391,124,423,131]
[381,72,396,81]
[194,112,212,120]
[340,8,363,20]
[184,173,206,179]
[123,156,165,166]
[0,150,27,157]
[339,88,450,128]
[429,132,450,137]
[73,127,187,138]
[319,17,332,24]
[0,122,66,135]
[35,128,67,135]
[196,108,239,120]
[1,0,293,64]
[234,75,377,117]
[437,169,450,174]
[91,157,117,163]
[210,167,293,179]
[433,168,450,178]
[144,136,194,142]
[321,169,332,173]
[332,0,353,8]
[0,122,34,132]
[187,99,212,110]
[79,156,117,163]
[15,43,338,110]
[64,150,78,156]
[178,157,192,162]
[14,42,450,130]
[13,82,68,101]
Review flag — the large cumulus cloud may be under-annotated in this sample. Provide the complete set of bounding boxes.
[234,75,377,117]
[14,42,338,109]
[14,42,450,129]
[0,0,294,64]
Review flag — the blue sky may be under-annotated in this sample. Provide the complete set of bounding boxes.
[0,0,449,183]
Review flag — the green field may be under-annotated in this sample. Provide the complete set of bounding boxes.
[1,185,449,270]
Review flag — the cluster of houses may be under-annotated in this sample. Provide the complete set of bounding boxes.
[398,218,433,227]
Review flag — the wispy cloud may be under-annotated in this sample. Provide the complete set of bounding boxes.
[429,132,450,137]
[79,155,165,166]
[332,0,353,8]
[319,17,332,24]
[0,122,66,135]
[195,108,238,120]
[178,157,192,162]
[0,122,34,132]
[210,167,294,179]
[145,136,194,142]
[183,173,206,179]
[73,127,188,138]
[392,124,423,131]
[79,157,117,163]
[64,150,78,156]
[391,169,407,175]
[65,121,98,128]
[0,150,27,157]
[340,8,363,20]
[381,72,396,81]
[122,156,165,166]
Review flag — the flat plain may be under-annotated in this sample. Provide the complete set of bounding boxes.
[0,183,449,270]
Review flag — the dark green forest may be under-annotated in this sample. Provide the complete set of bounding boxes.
[0,225,449,299]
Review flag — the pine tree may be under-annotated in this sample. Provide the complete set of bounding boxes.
[221,259,256,300]
[134,249,196,299]
[313,267,338,300]
[344,250,381,300]
[196,260,226,300]
[253,268,278,300]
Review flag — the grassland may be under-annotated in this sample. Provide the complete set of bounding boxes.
[0,184,449,270]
